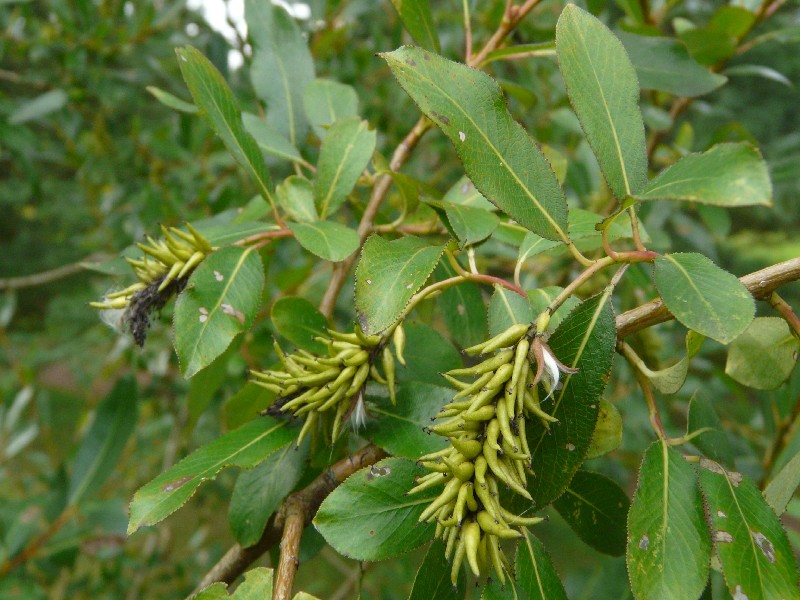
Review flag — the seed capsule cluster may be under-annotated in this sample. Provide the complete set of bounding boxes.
[91,224,214,346]
[253,325,406,444]
[411,323,572,585]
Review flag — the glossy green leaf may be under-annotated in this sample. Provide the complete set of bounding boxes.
[276,176,317,222]
[229,442,309,546]
[390,0,440,52]
[764,450,800,516]
[176,46,275,205]
[9,89,67,124]
[568,208,651,251]
[314,116,376,218]
[303,78,359,140]
[242,112,304,164]
[586,398,622,459]
[527,287,617,506]
[271,296,329,354]
[436,263,487,348]
[556,5,647,199]
[174,246,265,377]
[517,233,560,271]
[68,376,137,505]
[246,0,314,147]
[634,330,705,395]
[225,382,275,430]
[355,235,445,335]
[314,458,438,560]
[725,317,799,390]
[687,393,735,468]
[146,86,198,113]
[627,441,710,600]
[382,47,569,241]
[427,200,499,248]
[409,540,465,599]
[553,470,629,556]
[724,64,793,87]
[128,416,294,533]
[516,530,568,599]
[653,253,754,344]
[481,579,517,599]
[617,32,727,97]
[395,322,462,386]
[287,221,360,263]
[194,567,274,599]
[488,286,534,337]
[699,461,800,600]
[364,382,452,458]
[443,175,495,211]
[638,143,772,207]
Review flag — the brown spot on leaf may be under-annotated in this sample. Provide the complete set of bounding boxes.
[751,531,776,563]
[221,303,246,325]
[699,458,742,486]
[712,530,734,544]
[366,464,391,480]
[733,585,748,600]
[405,58,416,66]
[638,533,649,550]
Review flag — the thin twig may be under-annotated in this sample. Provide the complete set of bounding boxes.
[616,257,800,339]
[0,507,75,577]
[191,444,386,597]
[768,291,800,339]
[0,254,108,291]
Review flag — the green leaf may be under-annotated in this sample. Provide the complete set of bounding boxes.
[9,89,68,124]
[194,567,274,599]
[246,0,315,147]
[516,530,568,599]
[527,287,617,506]
[527,287,581,334]
[314,458,438,560]
[395,322,462,387]
[617,32,727,97]
[174,246,265,377]
[553,470,630,556]
[556,5,647,199]
[409,541,465,599]
[487,286,534,337]
[517,233,560,271]
[176,46,275,206]
[443,175,495,211]
[276,176,318,223]
[568,208,651,252]
[687,393,735,468]
[187,345,237,429]
[271,296,329,354]
[67,376,137,505]
[481,579,517,599]
[287,221,360,263]
[586,398,622,459]
[390,0,440,52]
[242,113,304,164]
[678,28,737,66]
[764,450,800,516]
[427,200,500,248]
[637,143,772,207]
[653,253,755,344]
[229,442,309,547]
[225,382,275,430]
[303,78,359,140]
[382,47,569,241]
[627,441,710,600]
[436,263,487,349]
[355,235,446,335]
[724,64,794,88]
[635,330,705,395]
[146,86,199,113]
[314,116,376,218]
[699,461,800,600]
[725,317,799,390]
[128,417,294,534]
[364,382,452,458]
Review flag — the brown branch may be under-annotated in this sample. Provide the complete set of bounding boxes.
[0,254,108,291]
[616,257,800,339]
[317,0,546,319]
[768,291,800,339]
[0,507,75,577]
[191,444,387,598]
